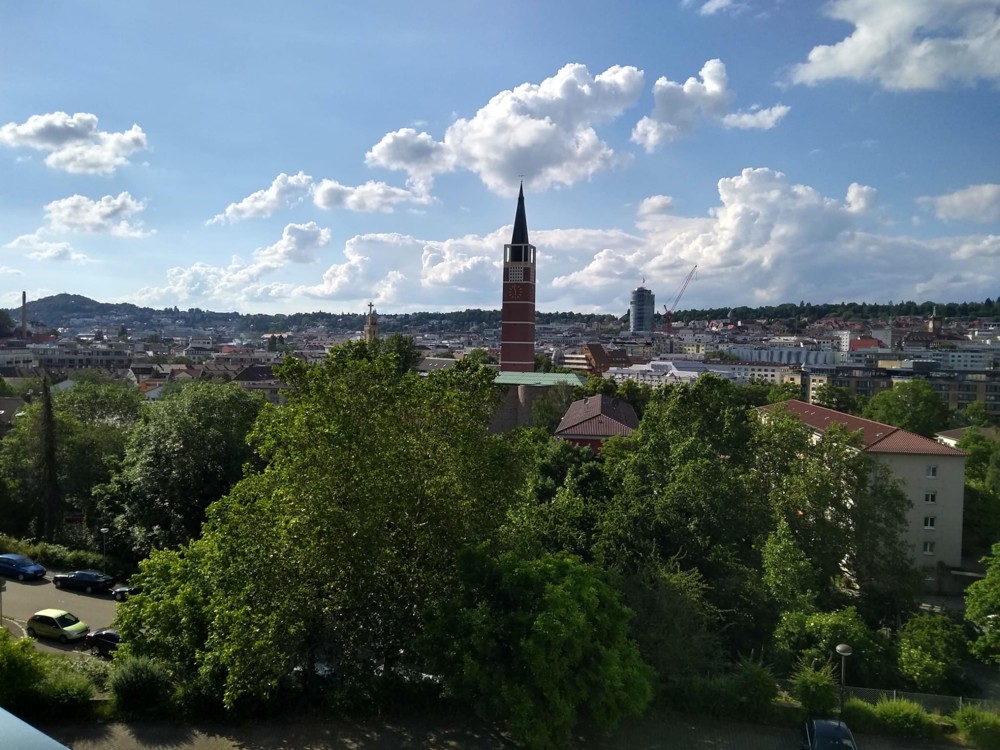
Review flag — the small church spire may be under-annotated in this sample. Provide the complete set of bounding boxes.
[510,182,529,246]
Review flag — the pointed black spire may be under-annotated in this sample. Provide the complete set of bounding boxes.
[510,182,529,246]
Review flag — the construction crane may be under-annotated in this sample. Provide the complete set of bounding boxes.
[663,264,697,335]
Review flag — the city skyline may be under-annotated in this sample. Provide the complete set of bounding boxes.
[1,1,999,316]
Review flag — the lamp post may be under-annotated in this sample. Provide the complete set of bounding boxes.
[99,527,109,571]
[836,643,853,721]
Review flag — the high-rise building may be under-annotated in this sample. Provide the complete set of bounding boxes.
[630,285,655,334]
[500,184,536,372]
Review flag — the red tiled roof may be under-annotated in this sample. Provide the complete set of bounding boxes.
[761,400,964,457]
[555,395,639,439]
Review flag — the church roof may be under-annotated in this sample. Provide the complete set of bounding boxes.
[510,182,530,246]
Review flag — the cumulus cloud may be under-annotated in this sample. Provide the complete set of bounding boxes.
[845,183,878,214]
[44,193,150,237]
[919,183,1000,222]
[312,178,431,212]
[721,104,791,130]
[139,222,331,307]
[367,63,645,195]
[208,172,313,224]
[0,266,22,275]
[791,0,1000,90]
[0,112,147,175]
[632,60,788,151]
[5,233,91,263]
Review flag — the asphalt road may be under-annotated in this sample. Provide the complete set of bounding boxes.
[0,572,118,654]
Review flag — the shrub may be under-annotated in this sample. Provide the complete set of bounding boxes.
[0,630,46,713]
[34,669,94,715]
[954,705,1000,750]
[871,697,935,738]
[731,658,777,720]
[790,658,838,716]
[843,696,934,738]
[109,656,172,717]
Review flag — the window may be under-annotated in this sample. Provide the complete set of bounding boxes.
[926,465,938,478]
[924,516,936,529]
[925,492,937,504]
[923,541,936,555]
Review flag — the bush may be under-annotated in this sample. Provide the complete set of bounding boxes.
[0,630,46,713]
[954,705,1000,750]
[731,658,777,720]
[109,656,172,717]
[843,696,934,738]
[790,659,838,716]
[34,669,94,715]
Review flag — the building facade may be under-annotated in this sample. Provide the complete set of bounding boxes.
[630,286,655,334]
[500,184,536,372]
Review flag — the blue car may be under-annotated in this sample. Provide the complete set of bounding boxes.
[0,553,47,581]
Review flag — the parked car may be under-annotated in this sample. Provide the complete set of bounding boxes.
[111,584,140,602]
[85,628,120,657]
[26,609,89,643]
[0,553,46,581]
[52,569,115,594]
[801,718,858,750]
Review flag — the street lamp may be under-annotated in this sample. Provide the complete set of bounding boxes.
[99,527,109,571]
[836,643,853,721]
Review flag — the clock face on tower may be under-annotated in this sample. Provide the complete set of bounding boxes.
[505,284,525,301]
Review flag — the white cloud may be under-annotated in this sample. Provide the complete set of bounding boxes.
[791,0,1000,90]
[638,195,675,216]
[721,104,790,130]
[845,183,878,215]
[367,63,645,195]
[208,172,313,224]
[0,112,147,175]
[919,183,1000,222]
[312,178,431,212]
[5,232,92,263]
[138,222,331,307]
[632,60,788,151]
[44,193,150,237]
[0,266,22,275]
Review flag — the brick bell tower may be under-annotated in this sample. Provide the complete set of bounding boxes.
[500,183,536,372]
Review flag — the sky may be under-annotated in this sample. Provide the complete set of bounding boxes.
[1,0,999,317]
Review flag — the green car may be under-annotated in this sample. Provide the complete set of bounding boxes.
[26,609,90,643]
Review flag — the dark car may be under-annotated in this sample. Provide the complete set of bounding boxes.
[52,569,115,594]
[0,553,46,581]
[801,718,859,750]
[85,628,120,657]
[111,584,140,602]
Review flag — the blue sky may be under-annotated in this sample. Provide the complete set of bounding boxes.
[1,0,999,316]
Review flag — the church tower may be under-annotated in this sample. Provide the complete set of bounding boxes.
[363,301,380,344]
[500,184,536,372]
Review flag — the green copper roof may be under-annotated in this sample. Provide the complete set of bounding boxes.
[494,372,586,387]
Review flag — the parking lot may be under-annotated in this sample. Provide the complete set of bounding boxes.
[0,573,118,654]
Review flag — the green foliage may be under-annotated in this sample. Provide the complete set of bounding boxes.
[110,655,173,718]
[98,381,264,554]
[0,534,104,572]
[0,630,46,712]
[790,658,839,715]
[619,558,723,685]
[966,541,1000,665]
[813,383,859,414]
[773,607,894,687]
[761,518,819,612]
[863,379,950,438]
[35,666,95,714]
[844,696,938,739]
[421,549,654,750]
[954,705,1000,750]
[730,657,778,720]
[659,660,776,721]
[897,614,967,693]
[120,348,531,712]
[531,382,577,433]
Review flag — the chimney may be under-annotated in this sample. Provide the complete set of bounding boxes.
[21,291,27,340]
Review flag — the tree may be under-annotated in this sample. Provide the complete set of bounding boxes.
[897,614,967,693]
[863,380,950,437]
[531,382,576,433]
[420,549,653,750]
[119,348,532,709]
[98,382,264,554]
[965,541,1000,665]
[813,383,859,414]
